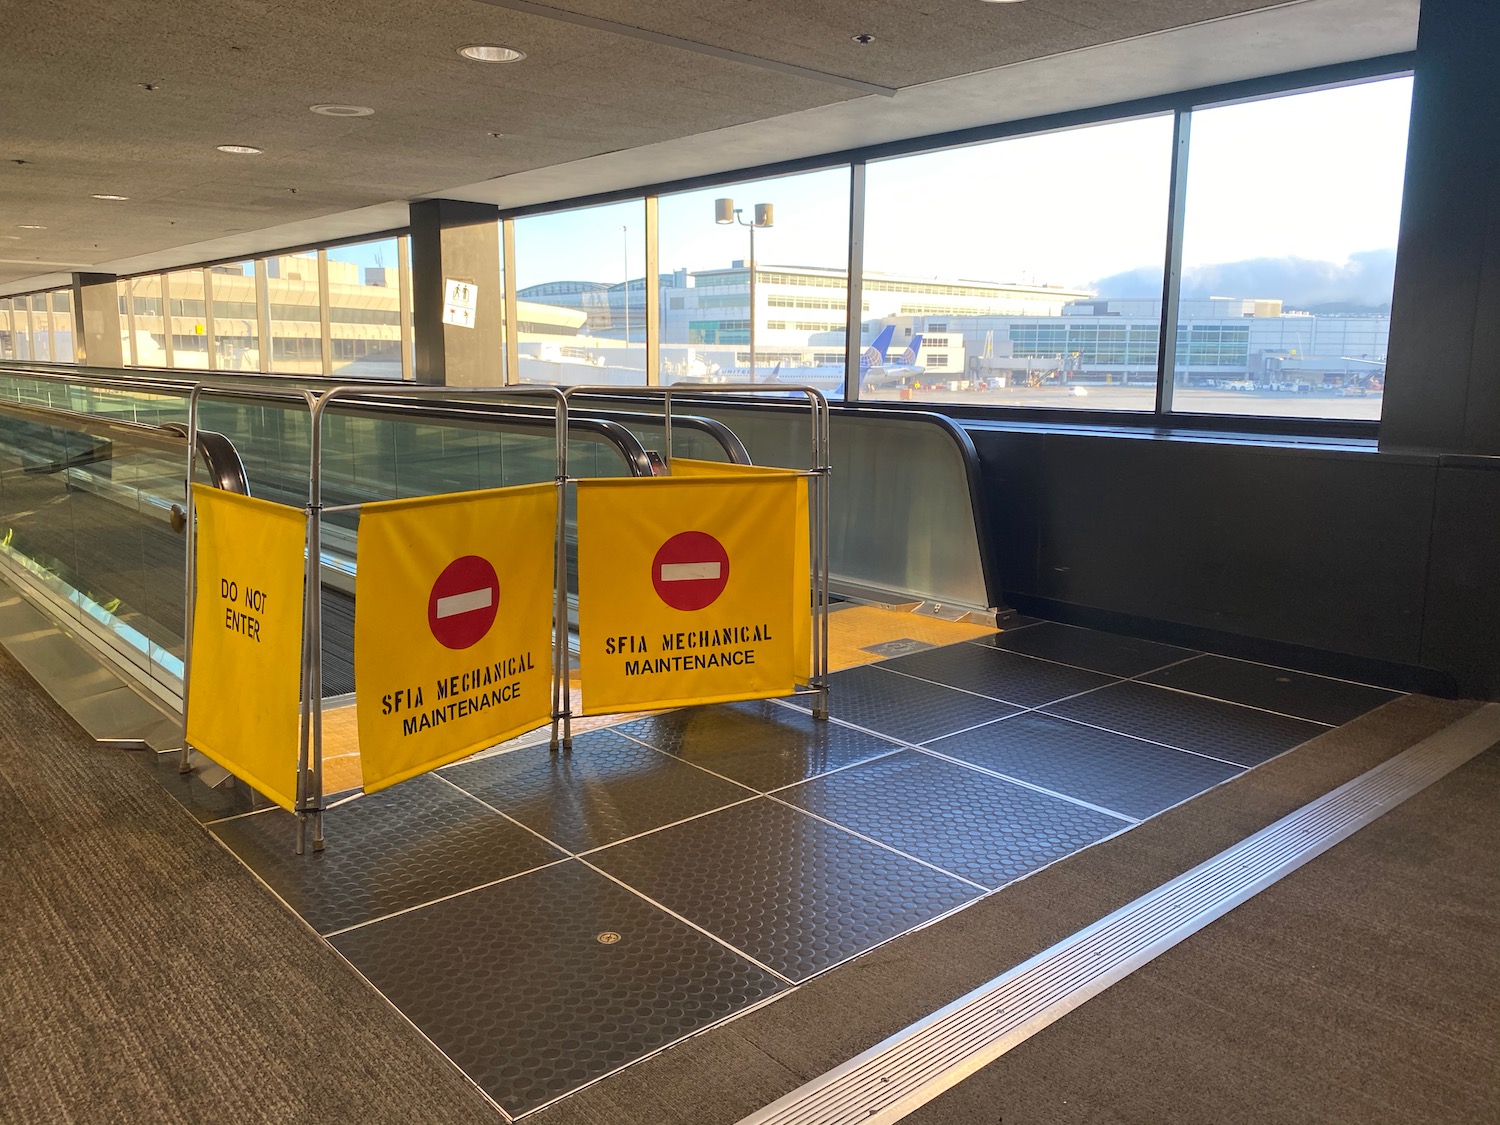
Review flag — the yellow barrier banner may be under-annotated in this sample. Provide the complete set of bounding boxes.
[577,474,801,714]
[670,459,812,685]
[186,484,306,811]
[354,482,556,793]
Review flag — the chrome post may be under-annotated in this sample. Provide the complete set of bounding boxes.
[551,385,572,752]
[180,383,205,773]
[294,389,320,855]
[814,389,831,719]
[305,388,326,852]
[662,387,673,468]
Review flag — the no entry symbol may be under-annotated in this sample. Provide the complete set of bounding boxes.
[428,555,499,649]
[651,531,729,611]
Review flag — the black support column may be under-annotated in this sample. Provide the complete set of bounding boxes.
[1381,0,1500,456]
[409,199,505,386]
[1380,0,1500,698]
[70,272,123,367]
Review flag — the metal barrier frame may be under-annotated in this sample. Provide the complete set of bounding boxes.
[21,368,827,854]
[561,383,832,720]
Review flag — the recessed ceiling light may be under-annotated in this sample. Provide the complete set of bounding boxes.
[309,104,375,117]
[851,33,875,44]
[979,0,1026,4]
[18,224,46,230]
[216,144,263,155]
[459,44,526,63]
[91,194,129,201]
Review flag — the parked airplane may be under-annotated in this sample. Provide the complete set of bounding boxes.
[760,325,920,395]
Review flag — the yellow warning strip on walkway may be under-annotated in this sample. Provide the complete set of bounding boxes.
[827,604,1000,672]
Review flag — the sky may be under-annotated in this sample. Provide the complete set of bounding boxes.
[338,75,1414,308]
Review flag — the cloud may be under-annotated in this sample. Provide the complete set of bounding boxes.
[1090,248,1397,308]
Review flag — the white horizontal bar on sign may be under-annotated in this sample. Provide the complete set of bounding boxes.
[435,588,493,618]
[660,562,721,582]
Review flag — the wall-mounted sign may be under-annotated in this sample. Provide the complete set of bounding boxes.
[443,277,478,329]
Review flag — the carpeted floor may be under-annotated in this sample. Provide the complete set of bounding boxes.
[903,742,1500,1125]
[0,644,504,1125]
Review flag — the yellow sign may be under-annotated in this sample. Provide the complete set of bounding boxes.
[186,484,307,811]
[576,474,802,714]
[671,459,811,684]
[355,483,557,793]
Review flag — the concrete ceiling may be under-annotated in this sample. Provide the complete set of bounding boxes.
[0,0,1417,293]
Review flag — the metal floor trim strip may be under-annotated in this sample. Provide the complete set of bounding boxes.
[734,702,1500,1125]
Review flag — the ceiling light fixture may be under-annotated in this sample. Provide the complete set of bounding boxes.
[216,144,263,155]
[851,33,875,44]
[309,104,375,117]
[978,0,1027,4]
[91,194,129,201]
[18,224,46,230]
[459,44,526,63]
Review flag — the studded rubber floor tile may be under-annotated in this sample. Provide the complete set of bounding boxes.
[880,642,1117,708]
[210,773,564,934]
[330,860,784,1117]
[589,797,981,982]
[982,622,1196,678]
[779,750,1125,888]
[782,664,1021,744]
[442,728,754,853]
[925,712,1245,820]
[1139,654,1401,725]
[618,699,904,792]
[1045,681,1329,768]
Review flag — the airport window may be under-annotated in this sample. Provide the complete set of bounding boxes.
[657,166,850,386]
[0,298,19,360]
[124,275,165,366]
[514,199,646,385]
[165,270,210,370]
[1170,76,1412,420]
[48,290,75,363]
[864,114,1174,408]
[263,252,323,374]
[209,262,259,371]
[327,237,407,379]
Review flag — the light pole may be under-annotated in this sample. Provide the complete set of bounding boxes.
[715,197,773,377]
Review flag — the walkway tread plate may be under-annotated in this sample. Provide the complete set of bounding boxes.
[618,700,905,791]
[981,623,1196,678]
[330,859,785,1118]
[779,750,1125,888]
[211,773,564,934]
[784,664,1021,744]
[442,728,755,853]
[880,644,1117,708]
[1045,681,1328,767]
[926,713,1245,820]
[1139,654,1401,725]
[588,797,982,982]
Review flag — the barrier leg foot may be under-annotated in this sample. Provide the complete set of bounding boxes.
[312,810,325,853]
[178,745,192,775]
[813,687,830,721]
[295,811,307,856]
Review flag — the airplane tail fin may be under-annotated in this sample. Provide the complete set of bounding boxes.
[860,324,896,373]
[900,334,924,365]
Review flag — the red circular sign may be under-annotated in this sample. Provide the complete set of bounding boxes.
[651,531,730,611]
[427,555,499,650]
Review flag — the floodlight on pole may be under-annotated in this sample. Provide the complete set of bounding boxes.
[712,196,775,378]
